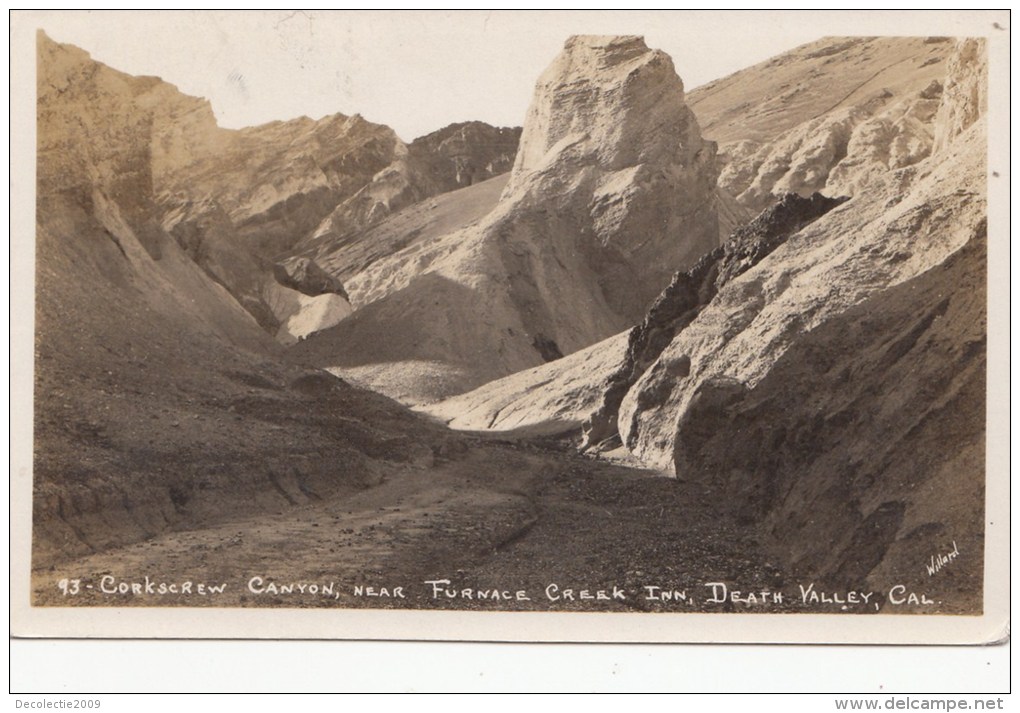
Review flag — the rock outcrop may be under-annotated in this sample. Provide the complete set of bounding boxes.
[504,35,720,310]
[410,121,522,191]
[582,192,848,450]
[671,224,985,609]
[720,82,944,213]
[622,118,985,470]
[265,285,355,345]
[293,36,721,402]
[268,256,353,344]
[36,32,400,334]
[423,193,846,445]
[932,38,987,153]
[273,256,350,299]
[289,122,521,256]
[688,36,955,213]
[157,111,405,260]
[158,197,279,330]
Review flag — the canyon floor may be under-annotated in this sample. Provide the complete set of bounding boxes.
[32,429,972,615]
[32,434,804,613]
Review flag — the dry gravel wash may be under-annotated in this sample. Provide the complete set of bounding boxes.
[32,438,961,615]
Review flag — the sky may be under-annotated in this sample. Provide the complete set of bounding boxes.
[23,10,811,141]
[16,10,995,141]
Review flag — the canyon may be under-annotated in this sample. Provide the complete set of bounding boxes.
[30,31,988,615]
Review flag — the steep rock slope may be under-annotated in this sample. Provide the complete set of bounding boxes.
[36,33,401,333]
[157,197,278,330]
[624,130,984,467]
[419,331,630,436]
[721,78,945,213]
[34,33,454,567]
[299,123,520,255]
[688,36,954,213]
[156,111,405,260]
[618,39,987,604]
[292,36,720,402]
[688,36,952,145]
[315,173,510,293]
[582,192,847,450]
[40,33,523,340]
[166,115,522,340]
[674,227,985,610]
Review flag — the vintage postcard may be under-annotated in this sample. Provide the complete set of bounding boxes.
[10,10,1010,644]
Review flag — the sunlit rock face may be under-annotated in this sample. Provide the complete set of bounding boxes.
[292,35,721,401]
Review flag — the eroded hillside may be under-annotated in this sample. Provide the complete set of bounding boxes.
[688,36,955,213]
[38,33,523,344]
[424,37,988,602]
[33,33,463,567]
[291,36,722,402]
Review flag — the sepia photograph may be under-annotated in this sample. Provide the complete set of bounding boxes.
[10,10,1009,647]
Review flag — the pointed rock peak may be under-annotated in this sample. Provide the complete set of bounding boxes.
[511,33,700,181]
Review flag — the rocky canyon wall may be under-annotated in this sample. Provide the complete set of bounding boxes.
[293,36,722,402]
[34,33,457,566]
